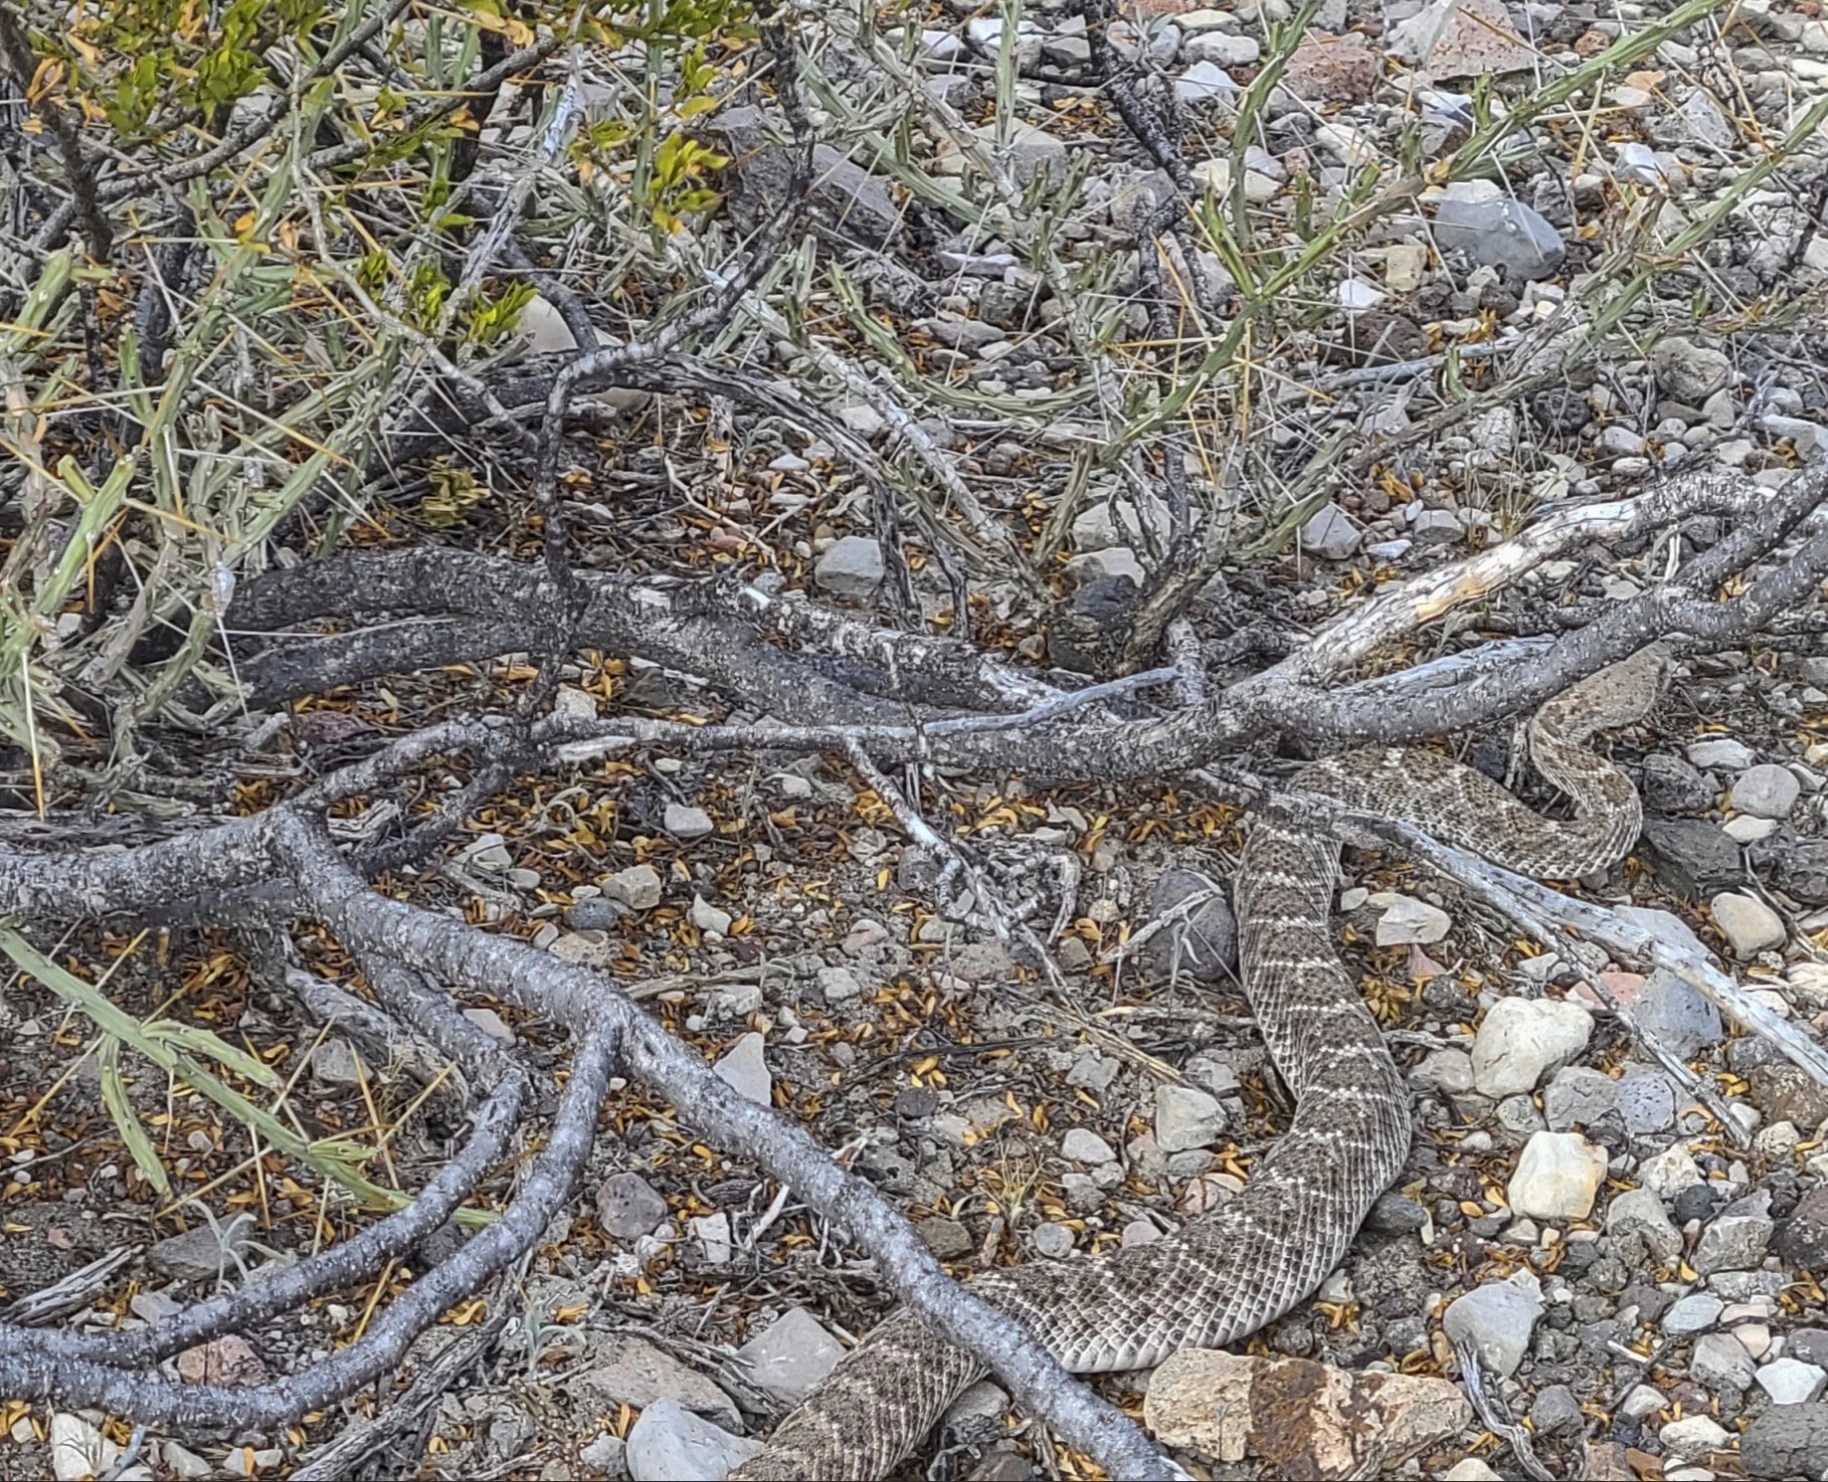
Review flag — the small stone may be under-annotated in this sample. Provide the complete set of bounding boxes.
[597,1173,668,1240]
[1641,1143,1706,1200]
[1032,1222,1075,1258]
[1693,1199,1774,1275]
[1302,502,1361,561]
[1369,892,1452,946]
[813,536,885,599]
[713,1033,771,1105]
[309,1038,362,1087]
[1439,1462,1501,1482]
[1662,1293,1724,1334]
[1175,59,1241,104]
[1143,870,1238,982]
[1544,1065,1619,1130]
[1691,1330,1756,1390]
[1155,1085,1228,1152]
[1411,1048,1475,1095]
[1507,1130,1607,1220]
[1762,1359,1828,1405]
[602,864,662,909]
[149,1224,244,1283]
[1779,1187,1828,1269]
[1061,1128,1116,1164]
[624,1398,760,1482]
[663,803,715,841]
[1471,997,1592,1096]
[1711,890,1786,958]
[816,965,862,1002]
[580,1432,627,1475]
[1442,1270,1542,1377]
[1686,737,1756,770]
[736,1307,846,1408]
[50,1413,119,1482]
[576,1338,742,1434]
[689,894,733,936]
[690,1212,733,1266]
[1607,1186,1681,1266]
[1731,764,1801,819]
[918,1217,972,1259]
[1529,1384,1582,1437]
[1432,196,1565,280]
[1652,336,1734,405]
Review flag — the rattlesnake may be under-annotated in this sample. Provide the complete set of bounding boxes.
[730,644,1669,1480]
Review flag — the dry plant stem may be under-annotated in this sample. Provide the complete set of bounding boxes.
[0,1005,611,1428]
[16,1067,528,1370]
[266,817,1176,1480]
[0,6,110,259]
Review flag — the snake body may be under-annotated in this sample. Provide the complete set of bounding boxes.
[731,646,1667,1480]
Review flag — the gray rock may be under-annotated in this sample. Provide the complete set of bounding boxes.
[711,109,902,248]
[580,1431,627,1475]
[813,536,885,599]
[148,1224,244,1283]
[1528,1384,1582,1437]
[1731,763,1801,819]
[1174,60,1240,105]
[1617,1070,1677,1134]
[1142,870,1238,983]
[625,1399,759,1482]
[1442,1270,1542,1377]
[690,894,733,936]
[1371,892,1452,945]
[1641,753,1717,814]
[602,864,663,910]
[663,804,715,841]
[1061,1128,1116,1164]
[919,1217,972,1259]
[1693,1199,1773,1275]
[1712,890,1785,958]
[1640,818,1744,899]
[1302,502,1361,561]
[1432,196,1565,280]
[1778,1187,1828,1269]
[310,1038,362,1087]
[1740,1402,1828,1480]
[1692,1330,1757,1390]
[1747,1064,1828,1133]
[1409,508,1463,545]
[691,1212,733,1266]
[714,1033,772,1105]
[816,965,862,1003]
[1661,1292,1724,1334]
[1544,1065,1618,1130]
[1471,997,1592,1097]
[1032,1222,1075,1258]
[971,119,1067,185]
[1652,336,1734,405]
[1661,1413,1731,1457]
[1607,1187,1682,1266]
[579,1338,742,1432]
[1412,1048,1476,1095]
[1635,968,1725,1055]
[736,1307,846,1408]
[596,1173,668,1241]
[1154,1085,1228,1152]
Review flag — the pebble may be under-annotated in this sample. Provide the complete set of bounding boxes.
[1692,1197,1774,1275]
[1691,1330,1757,1390]
[736,1307,846,1407]
[664,803,715,841]
[713,1033,772,1105]
[1302,502,1361,561]
[1652,337,1734,404]
[813,535,885,599]
[1662,1292,1725,1334]
[1687,736,1755,770]
[602,864,663,910]
[1155,1085,1228,1152]
[1731,763,1801,818]
[1471,997,1592,1096]
[1032,1222,1075,1258]
[1369,892,1452,945]
[1741,1401,1828,1479]
[1411,1048,1475,1095]
[596,1172,668,1240]
[1606,1186,1681,1266]
[1507,1130,1607,1220]
[1711,890,1786,957]
[1061,1128,1116,1164]
[1634,968,1725,1054]
[1441,1270,1542,1377]
[689,894,733,935]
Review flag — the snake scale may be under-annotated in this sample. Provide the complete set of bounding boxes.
[730,644,1668,1480]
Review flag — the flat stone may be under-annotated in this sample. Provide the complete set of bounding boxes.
[625,1398,759,1482]
[1687,736,1756,770]
[596,1173,669,1240]
[1392,0,1534,78]
[1442,1270,1542,1377]
[1411,1048,1476,1095]
[1061,1128,1116,1164]
[1731,763,1801,819]
[578,1336,742,1431]
[1660,1414,1731,1457]
[1471,997,1592,1097]
[1143,869,1238,983]
[1742,1401,1828,1479]
[1432,196,1564,280]
[1544,1065,1618,1130]
[1369,892,1451,946]
[713,1033,772,1105]
[1692,1330,1756,1390]
[663,803,715,841]
[1143,1348,1470,1479]
[735,1306,846,1408]
[918,1216,972,1259]
[1652,337,1734,405]
[1634,968,1725,1055]
[1302,502,1361,561]
[1280,30,1381,102]
[1662,1292,1724,1334]
[1694,1200,1774,1275]
[813,536,886,599]
[689,894,733,936]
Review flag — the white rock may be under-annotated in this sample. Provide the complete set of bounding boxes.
[1442,1269,1542,1377]
[1439,1462,1501,1482]
[1730,763,1801,818]
[1471,998,1592,1097]
[1507,1130,1607,1220]
[1660,1414,1731,1456]
[625,1398,761,1482]
[1759,1357,1828,1405]
[813,536,885,599]
[1711,891,1785,959]
[1640,1143,1705,1199]
[690,894,733,936]
[1369,892,1452,945]
[51,1414,120,1482]
[691,1212,733,1266]
[1686,737,1755,770]
[602,864,662,910]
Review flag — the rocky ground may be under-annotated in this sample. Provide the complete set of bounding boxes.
[7,0,1828,1478]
